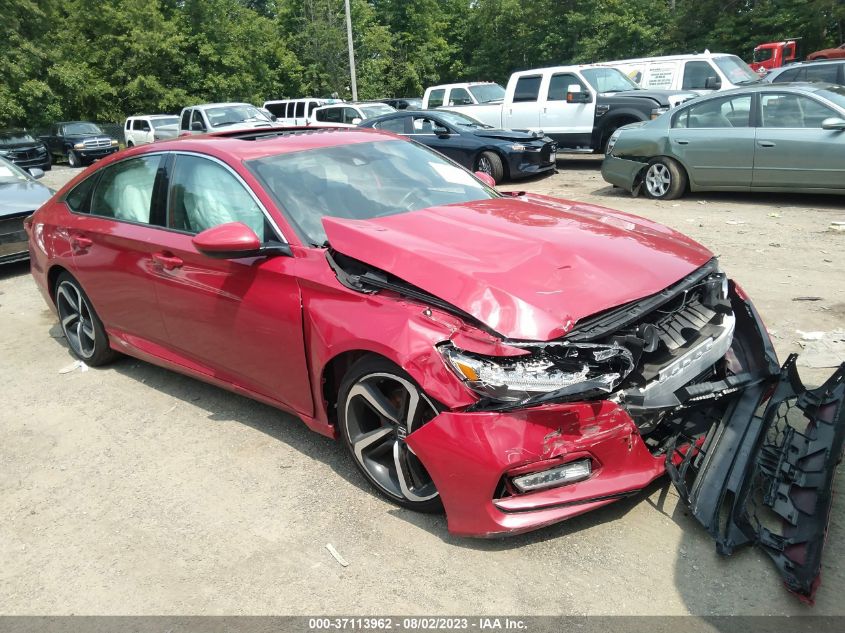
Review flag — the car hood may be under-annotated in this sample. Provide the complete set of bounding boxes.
[323,194,713,341]
[470,128,549,142]
[0,180,52,216]
[0,140,44,150]
[605,89,698,107]
[212,120,273,131]
[63,133,113,142]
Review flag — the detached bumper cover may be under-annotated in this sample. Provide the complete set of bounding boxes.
[601,155,643,191]
[667,355,845,603]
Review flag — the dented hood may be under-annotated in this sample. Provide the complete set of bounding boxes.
[323,194,713,341]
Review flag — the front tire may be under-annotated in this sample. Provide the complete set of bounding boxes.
[476,151,505,184]
[338,356,443,513]
[126,140,134,147]
[54,273,116,366]
[67,150,82,168]
[643,157,686,200]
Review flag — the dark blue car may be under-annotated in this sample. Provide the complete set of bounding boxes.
[360,110,557,184]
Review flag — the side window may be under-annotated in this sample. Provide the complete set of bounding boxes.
[167,155,269,240]
[375,117,410,134]
[89,155,163,223]
[760,93,837,128]
[547,73,585,101]
[125,120,132,130]
[411,117,435,134]
[513,75,542,102]
[286,102,294,118]
[428,89,445,108]
[265,102,285,118]
[343,107,360,123]
[180,110,191,130]
[683,61,718,90]
[65,174,100,213]
[316,107,342,123]
[449,87,473,105]
[190,109,206,131]
[772,68,801,83]
[672,95,752,128]
[308,101,319,116]
[295,101,305,117]
[805,64,839,83]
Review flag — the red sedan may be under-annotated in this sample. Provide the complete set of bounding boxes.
[25,127,845,602]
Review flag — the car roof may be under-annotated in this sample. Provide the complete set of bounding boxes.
[126,127,400,162]
[768,59,844,73]
[185,103,254,110]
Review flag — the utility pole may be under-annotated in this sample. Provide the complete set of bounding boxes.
[344,0,358,101]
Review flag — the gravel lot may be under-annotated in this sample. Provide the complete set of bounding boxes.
[2,161,844,616]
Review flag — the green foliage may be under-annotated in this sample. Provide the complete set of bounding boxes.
[1,0,844,128]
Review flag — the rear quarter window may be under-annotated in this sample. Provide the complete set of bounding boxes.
[65,174,99,213]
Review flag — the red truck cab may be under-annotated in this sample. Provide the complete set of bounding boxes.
[750,39,800,73]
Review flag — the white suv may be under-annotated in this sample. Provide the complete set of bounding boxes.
[178,103,274,135]
[309,102,395,127]
[124,115,180,146]
[422,82,506,109]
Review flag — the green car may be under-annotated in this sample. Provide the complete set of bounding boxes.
[602,82,845,199]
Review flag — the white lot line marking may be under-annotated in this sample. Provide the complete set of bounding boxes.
[325,543,350,567]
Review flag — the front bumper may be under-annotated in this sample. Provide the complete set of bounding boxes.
[406,400,665,536]
[508,144,557,179]
[77,146,118,162]
[601,154,644,192]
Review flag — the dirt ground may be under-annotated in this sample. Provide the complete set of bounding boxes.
[1,161,844,616]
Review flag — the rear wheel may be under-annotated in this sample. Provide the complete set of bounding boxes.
[338,356,442,513]
[127,140,134,147]
[54,273,116,366]
[475,151,504,184]
[643,157,686,200]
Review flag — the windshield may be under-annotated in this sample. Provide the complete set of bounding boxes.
[468,84,506,103]
[0,130,36,144]
[753,48,774,63]
[582,68,639,93]
[151,117,179,129]
[360,104,396,118]
[64,122,103,135]
[817,86,845,110]
[206,105,271,127]
[434,111,491,128]
[0,157,32,184]
[714,55,760,85]
[247,139,496,246]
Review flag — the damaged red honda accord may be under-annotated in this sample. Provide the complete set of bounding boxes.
[26,127,845,602]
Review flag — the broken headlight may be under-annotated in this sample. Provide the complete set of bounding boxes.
[440,342,635,403]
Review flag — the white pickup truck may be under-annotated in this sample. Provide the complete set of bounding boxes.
[436,64,696,153]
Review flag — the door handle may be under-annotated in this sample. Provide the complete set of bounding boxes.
[70,234,92,253]
[675,139,689,145]
[152,252,183,270]
[758,140,776,147]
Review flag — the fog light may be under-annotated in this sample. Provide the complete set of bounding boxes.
[511,459,592,492]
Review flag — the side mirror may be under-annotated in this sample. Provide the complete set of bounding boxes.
[270,114,278,122]
[433,124,450,137]
[566,85,592,103]
[821,117,845,131]
[704,76,722,90]
[351,117,363,125]
[192,222,263,259]
[474,171,496,188]
[28,167,45,179]
[190,121,205,132]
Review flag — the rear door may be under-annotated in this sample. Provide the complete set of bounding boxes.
[406,115,468,165]
[669,93,755,188]
[539,72,594,143]
[65,153,169,346]
[149,152,312,413]
[504,75,542,130]
[753,91,845,190]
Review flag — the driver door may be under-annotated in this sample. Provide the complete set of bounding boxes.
[149,152,313,414]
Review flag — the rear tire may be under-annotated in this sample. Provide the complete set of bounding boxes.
[54,272,117,366]
[127,140,134,147]
[338,355,443,513]
[642,157,686,200]
[476,151,505,184]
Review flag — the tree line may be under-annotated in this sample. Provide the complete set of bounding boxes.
[2,0,844,128]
